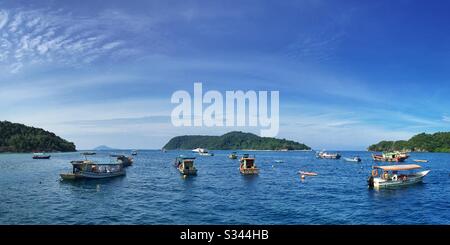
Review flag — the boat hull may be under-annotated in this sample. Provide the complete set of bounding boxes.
[178,168,197,175]
[60,170,126,180]
[33,156,51,159]
[240,168,259,175]
[373,170,430,189]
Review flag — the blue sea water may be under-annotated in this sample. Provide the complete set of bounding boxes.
[0,150,449,224]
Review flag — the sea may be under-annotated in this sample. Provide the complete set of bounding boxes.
[0,150,449,224]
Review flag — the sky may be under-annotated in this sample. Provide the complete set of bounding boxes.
[1,0,450,150]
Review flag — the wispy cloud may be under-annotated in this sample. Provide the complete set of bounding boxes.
[0,8,144,73]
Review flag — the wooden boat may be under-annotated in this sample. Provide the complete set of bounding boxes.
[316,151,341,159]
[174,156,197,175]
[372,151,409,162]
[298,171,318,176]
[367,164,430,189]
[110,154,133,167]
[414,159,429,163]
[344,156,361,162]
[239,154,259,175]
[228,152,238,159]
[60,160,125,180]
[32,153,51,159]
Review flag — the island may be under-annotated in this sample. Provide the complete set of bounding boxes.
[163,131,311,151]
[0,121,76,153]
[368,132,450,152]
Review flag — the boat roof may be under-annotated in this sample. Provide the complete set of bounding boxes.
[374,164,421,171]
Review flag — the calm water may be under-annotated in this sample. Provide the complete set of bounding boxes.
[0,150,449,224]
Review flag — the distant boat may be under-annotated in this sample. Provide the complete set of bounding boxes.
[298,171,318,176]
[131,150,138,156]
[110,154,133,167]
[82,152,96,156]
[372,151,408,162]
[274,160,284,163]
[239,154,259,175]
[193,148,214,156]
[344,156,362,163]
[367,164,430,189]
[316,151,341,160]
[228,152,238,159]
[414,159,429,163]
[174,156,197,176]
[60,160,125,180]
[32,153,51,159]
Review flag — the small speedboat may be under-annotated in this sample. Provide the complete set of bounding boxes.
[298,171,318,176]
[414,159,429,163]
[367,164,430,189]
[32,153,51,159]
[274,160,284,163]
[193,148,214,156]
[240,154,259,175]
[174,156,197,175]
[344,156,361,163]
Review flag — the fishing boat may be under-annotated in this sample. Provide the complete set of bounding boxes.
[60,160,125,180]
[372,151,409,162]
[228,152,238,159]
[131,150,138,156]
[32,153,51,159]
[110,154,133,167]
[316,151,341,159]
[344,156,362,162]
[239,154,259,175]
[298,171,318,176]
[367,164,430,189]
[174,156,197,175]
[414,159,429,163]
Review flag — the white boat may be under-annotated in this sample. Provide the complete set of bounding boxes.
[193,148,214,156]
[344,156,361,162]
[368,164,430,189]
[316,151,341,159]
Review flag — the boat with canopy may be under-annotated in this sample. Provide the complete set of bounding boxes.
[174,156,197,175]
[367,164,430,189]
[239,154,259,175]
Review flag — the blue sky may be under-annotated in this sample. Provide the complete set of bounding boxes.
[1,0,450,150]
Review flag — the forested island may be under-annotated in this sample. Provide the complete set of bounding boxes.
[0,121,76,153]
[368,132,450,152]
[163,131,311,150]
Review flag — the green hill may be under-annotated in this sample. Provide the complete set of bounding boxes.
[0,121,76,153]
[368,132,450,152]
[163,131,311,150]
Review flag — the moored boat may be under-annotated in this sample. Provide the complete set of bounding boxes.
[344,156,361,162]
[316,151,341,159]
[228,152,238,159]
[239,154,259,175]
[131,150,138,156]
[174,156,197,175]
[82,151,96,155]
[372,151,409,162]
[32,153,51,159]
[193,148,214,156]
[60,160,125,180]
[110,154,133,167]
[367,164,430,189]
